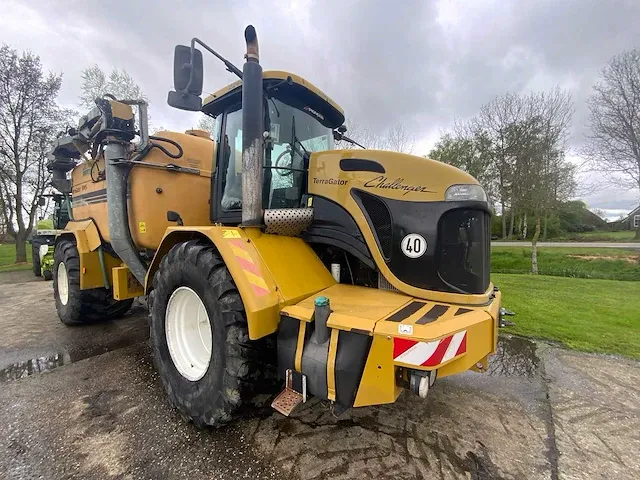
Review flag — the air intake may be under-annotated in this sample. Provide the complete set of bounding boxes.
[378,274,399,292]
[352,190,392,260]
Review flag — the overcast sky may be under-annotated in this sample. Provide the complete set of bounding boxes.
[2,0,639,219]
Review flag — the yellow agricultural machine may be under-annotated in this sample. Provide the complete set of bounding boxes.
[47,26,501,426]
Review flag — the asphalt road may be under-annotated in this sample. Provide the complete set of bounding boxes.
[495,241,640,249]
[1,275,639,479]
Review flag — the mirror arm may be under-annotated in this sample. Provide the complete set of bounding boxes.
[186,38,243,94]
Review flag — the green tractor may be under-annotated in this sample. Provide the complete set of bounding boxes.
[29,194,71,280]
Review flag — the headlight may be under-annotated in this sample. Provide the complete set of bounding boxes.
[39,244,50,257]
[445,184,487,202]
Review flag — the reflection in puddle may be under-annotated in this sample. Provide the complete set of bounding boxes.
[0,352,71,382]
[1,333,539,384]
[0,336,145,383]
[488,335,540,378]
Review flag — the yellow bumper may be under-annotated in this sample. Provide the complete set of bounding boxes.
[354,290,500,407]
[282,284,500,408]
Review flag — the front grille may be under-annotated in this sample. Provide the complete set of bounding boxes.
[378,274,399,292]
[353,190,392,259]
[438,209,490,294]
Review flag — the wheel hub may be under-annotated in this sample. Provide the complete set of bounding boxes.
[57,261,69,306]
[165,286,212,381]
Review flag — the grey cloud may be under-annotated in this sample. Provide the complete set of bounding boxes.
[3,0,639,209]
[579,188,639,211]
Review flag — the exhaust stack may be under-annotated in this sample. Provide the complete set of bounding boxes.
[241,25,264,226]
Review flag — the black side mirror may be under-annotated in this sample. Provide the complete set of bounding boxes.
[338,125,347,134]
[168,45,204,112]
[174,45,203,95]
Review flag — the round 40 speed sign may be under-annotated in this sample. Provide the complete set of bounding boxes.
[401,233,427,258]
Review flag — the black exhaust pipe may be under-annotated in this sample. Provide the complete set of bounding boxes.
[241,25,264,227]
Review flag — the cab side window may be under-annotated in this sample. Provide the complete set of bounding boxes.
[221,108,243,211]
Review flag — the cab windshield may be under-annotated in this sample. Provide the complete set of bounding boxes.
[221,95,333,210]
[267,97,333,200]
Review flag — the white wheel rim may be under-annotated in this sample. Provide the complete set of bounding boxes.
[57,262,69,306]
[165,286,212,381]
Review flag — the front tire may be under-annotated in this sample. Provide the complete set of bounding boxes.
[53,238,133,325]
[150,240,266,428]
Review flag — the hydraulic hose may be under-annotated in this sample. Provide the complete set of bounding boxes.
[148,135,183,159]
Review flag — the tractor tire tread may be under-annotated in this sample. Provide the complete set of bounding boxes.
[150,239,275,428]
[54,238,132,325]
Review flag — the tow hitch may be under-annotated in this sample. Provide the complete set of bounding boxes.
[499,307,516,327]
[409,370,437,399]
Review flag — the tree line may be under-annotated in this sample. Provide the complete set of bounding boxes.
[428,89,575,272]
[428,49,640,254]
[0,43,147,263]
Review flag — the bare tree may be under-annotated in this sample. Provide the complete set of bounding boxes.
[474,92,531,238]
[592,208,607,220]
[78,65,146,110]
[336,121,381,150]
[430,88,573,271]
[196,115,219,139]
[337,120,415,153]
[386,123,416,154]
[0,192,6,240]
[583,48,640,239]
[0,45,68,262]
[78,65,150,133]
[517,90,574,273]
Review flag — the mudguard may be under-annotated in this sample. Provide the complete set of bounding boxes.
[58,219,121,290]
[146,226,335,340]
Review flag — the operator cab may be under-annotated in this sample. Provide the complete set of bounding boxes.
[201,71,345,224]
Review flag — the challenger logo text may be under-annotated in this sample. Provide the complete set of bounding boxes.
[364,176,433,195]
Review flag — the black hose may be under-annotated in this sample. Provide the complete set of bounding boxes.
[90,160,101,182]
[149,135,183,159]
[90,142,105,182]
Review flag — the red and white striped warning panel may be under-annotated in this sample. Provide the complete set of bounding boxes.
[393,331,467,367]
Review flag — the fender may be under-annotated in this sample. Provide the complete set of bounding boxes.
[57,219,121,290]
[146,226,335,340]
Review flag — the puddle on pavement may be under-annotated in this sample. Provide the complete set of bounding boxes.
[0,336,144,383]
[488,335,540,378]
[0,352,70,382]
[1,329,539,384]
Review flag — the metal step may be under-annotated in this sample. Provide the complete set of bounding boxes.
[271,369,306,416]
[271,389,304,416]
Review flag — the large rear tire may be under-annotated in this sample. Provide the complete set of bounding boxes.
[149,240,271,427]
[32,241,42,277]
[53,238,133,325]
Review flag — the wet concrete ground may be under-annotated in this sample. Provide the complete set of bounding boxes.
[0,276,638,479]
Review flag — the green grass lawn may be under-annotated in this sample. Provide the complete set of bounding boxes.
[493,230,639,242]
[494,273,639,359]
[574,230,637,241]
[492,246,640,281]
[0,243,32,272]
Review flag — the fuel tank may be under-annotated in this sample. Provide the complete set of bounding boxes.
[71,130,215,250]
